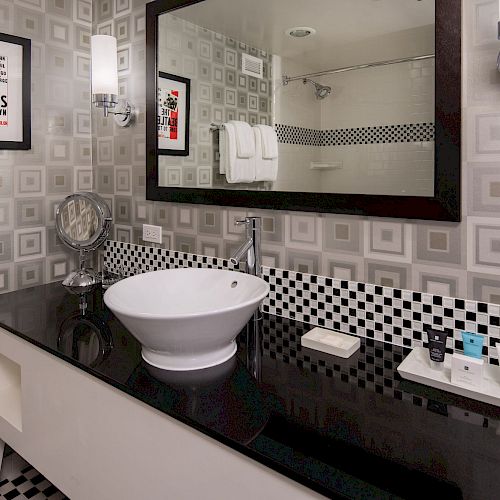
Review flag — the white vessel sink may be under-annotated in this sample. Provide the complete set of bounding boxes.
[103,268,269,371]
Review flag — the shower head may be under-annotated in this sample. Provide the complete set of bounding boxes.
[303,78,331,100]
[315,84,331,99]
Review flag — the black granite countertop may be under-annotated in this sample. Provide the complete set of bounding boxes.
[0,283,499,500]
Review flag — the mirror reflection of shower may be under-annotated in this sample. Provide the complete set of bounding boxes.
[282,53,434,102]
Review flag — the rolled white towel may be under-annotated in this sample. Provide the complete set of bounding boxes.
[255,124,279,159]
[229,120,255,159]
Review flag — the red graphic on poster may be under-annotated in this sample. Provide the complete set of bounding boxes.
[169,90,178,140]
[157,88,179,142]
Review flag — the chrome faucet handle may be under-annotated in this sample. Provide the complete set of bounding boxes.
[235,217,250,226]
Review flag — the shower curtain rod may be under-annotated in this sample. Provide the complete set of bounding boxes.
[282,54,435,84]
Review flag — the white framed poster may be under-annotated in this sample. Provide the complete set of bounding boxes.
[0,33,31,150]
[157,71,190,156]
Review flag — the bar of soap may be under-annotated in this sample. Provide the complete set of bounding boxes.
[301,327,360,358]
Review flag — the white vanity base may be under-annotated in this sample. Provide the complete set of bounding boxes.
[0,327,325,500]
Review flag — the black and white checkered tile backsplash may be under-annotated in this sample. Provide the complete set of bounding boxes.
[275,124,322,146]
[104,241,244,276]
[275,122,435,146]
[104,241,500,366]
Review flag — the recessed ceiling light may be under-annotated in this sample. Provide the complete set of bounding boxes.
[285,27,316,38]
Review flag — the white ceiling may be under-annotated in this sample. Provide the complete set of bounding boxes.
[171,0,435,71]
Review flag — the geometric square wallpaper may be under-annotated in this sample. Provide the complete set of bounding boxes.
[155,13,274,189]
[91,0,500,306]
[0,0,91,293]
[8,0,500,367]
[0,0,492,309]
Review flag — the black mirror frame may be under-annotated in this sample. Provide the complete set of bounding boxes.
[146,0,461,222]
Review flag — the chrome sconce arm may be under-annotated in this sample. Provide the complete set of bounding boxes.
[92,93,135,127]
[92,93,118,116]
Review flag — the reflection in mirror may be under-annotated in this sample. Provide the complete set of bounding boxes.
[58,197,99,243]
[156,0,435,196]
[58,311,113,368]
[56,192,111,250]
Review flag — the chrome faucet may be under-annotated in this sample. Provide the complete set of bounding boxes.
[231,217,263,321]
[230,217,262,278]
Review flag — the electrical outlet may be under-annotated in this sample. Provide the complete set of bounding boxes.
[142,224,162,244]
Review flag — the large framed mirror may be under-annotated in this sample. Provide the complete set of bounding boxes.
[146,0,460,221]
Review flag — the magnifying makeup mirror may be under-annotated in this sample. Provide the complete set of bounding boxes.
[55,192,112,298]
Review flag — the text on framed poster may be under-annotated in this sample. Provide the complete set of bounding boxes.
[0,33,31,150]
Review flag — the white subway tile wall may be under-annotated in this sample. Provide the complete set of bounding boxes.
[274,44,435,197]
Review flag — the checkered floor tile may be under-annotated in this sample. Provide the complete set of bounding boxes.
[0,451,68,499]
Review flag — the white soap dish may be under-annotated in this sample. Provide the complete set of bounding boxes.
[397,347,500,407]
[310,161,343,170]
[301,327,360,358]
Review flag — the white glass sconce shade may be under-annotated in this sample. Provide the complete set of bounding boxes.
[91,35,118,96]
[90,35,133,126]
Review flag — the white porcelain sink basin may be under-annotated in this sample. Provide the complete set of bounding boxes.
[103,268,269,370]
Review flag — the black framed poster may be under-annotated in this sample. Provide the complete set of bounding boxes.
[0,33,30,150]
[157,71,190,156]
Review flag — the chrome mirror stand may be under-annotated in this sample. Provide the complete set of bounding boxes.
[56,192,112,298]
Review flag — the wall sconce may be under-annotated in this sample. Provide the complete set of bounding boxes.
[91,35,134,127]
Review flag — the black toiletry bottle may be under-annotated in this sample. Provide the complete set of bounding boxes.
[426,327,447,369]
